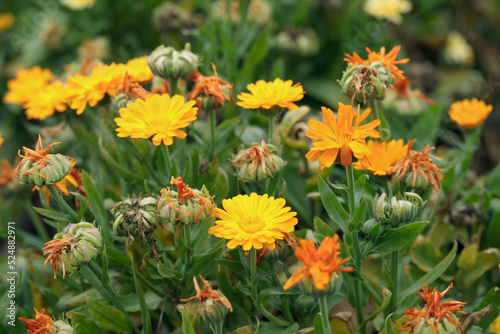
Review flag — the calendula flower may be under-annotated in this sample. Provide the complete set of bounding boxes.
[209,193,298,251]
[391,140,444,191]
[212,0,271,26]
[186,63,234,111]
[4,67,52,105]
[444,32,474,66]
[0,12,15,31]
[363,0,412,24]
[0,160,16,187]
[399,283,466,334]
[344,46,409,81]
[0,132,3,148]
[448,98,493,129]
[237,78,304,116]
[491,315,500,334]
[61,0,97,10]
[66,62,127,114]
[354,139,408,175]
[19,307,74,334]
[24,81,69,120]
[114,93,198,146]
[305,103,381,168]
[125,57,155,83]
[283,235,353,292]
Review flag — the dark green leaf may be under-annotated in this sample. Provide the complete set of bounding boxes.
[130,253,151,334]
[71,312,101,334]
[86,296,134,333]
[81,171,111,244]
[318,177,350,239]
[32,207,72,222]
[371,221,429,253]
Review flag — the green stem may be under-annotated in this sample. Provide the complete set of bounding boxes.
[253,299,291,327]
[47,185,79,222]
[182,225,192,296]
[368,98,382,135]
[161,144,173,179]
[319,296,331,334]
[169,77,178,95]
[346,165,356,218]
[210,108,217,160]
[389,250,399,314]
[268,116,275,144]
[271,270,294,323]
[250,247,257,297]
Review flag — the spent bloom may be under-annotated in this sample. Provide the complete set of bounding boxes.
[344,46,409,81]
[237,78,304,116]
[114,93,198,146]
[0,12,15,31]
[209,193,298,251]
[354,139,408,175]
[448,98,493,129]
[363,0,412,24]
[400,283,466,334]
[34,160,85,205]
[383,78,434,117]
[305,103,381,168]
[283,235,353,293]
[19,307,74,334]
[232,140,286,182]
[3,66,52,105]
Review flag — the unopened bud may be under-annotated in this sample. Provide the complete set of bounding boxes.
[148,44,199,79]
[233,141,286,182]
[339,62,393,104]
[362,218,381,239]
[295,295,316,314]
[54,320,75,334]
[373,192,425,227]
[299,272,343,297]
[414,313,461,334]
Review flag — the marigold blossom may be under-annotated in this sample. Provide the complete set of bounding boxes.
[114,93,198,146]
[491,314,500,334]
[0,159,16,187]
[125,57,155,83]
[3,66,53,105]
[24,81,69,120]
[354,139,408,175]
[344,46,409,81]
[18,307,56,334]
[237,78,304,111]
[305,103,380,168]
[363,0,412,24]
[0,12,15,31]
[399,283,466,334]
[208,193,298,251]
[283,235,353,291]
[448,98,493,129]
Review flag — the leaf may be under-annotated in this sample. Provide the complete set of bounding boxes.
[371,221,429,253]
[130,253,151,334]
[258,287,299,299]
[71,192,88,222]
[32,207,72,222]
[349,200,366,231]
[101,245,109,287]
[314,216,336,238]
[385,314,395,334]
[330,312,355,334]
[182,307,197,334]
[398,241,457,303]
[462,249,498,287]
[157,262,181,279]
[360,287,391,327]
[71,312,101,334]
[99,138,143,181]
[354,174,369,205]
[86,296,134,333]
[314,313,326,334]
[236,27,269,81]
[318,176,350,240]
[456,243,478,269]
[409,235,444,273]
[476,287,500,329]
[81,171,111,244]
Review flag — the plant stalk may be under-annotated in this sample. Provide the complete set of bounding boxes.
[389,250,399,314]
[210,108,217,160]
[182,225,192,296]
[250,247,257,297]
[47,185,79,222]
[169,77,178,95]
[319,296,331,334]
[268,116,275,144]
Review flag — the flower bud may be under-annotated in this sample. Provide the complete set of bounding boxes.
[274,28,319,57]
[339,62,393,104]
[295,295,316,315]
[233,141,286,182]
[18,154,72,187]
[299,272,343,297]
[373,192,425,227]
[414,313,461,334]
[54,320,75,334]
[148,44,199,79]
[404,171,430,189]
[111,196,158,237]
[362,218,381,239]
[111,93,135,110]
[262,234,296,262]
[199,297,229,333]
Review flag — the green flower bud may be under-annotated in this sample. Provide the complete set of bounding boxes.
[263,234,297,262]
[414,314,462,334]
[111,93,135,110]
[258,105,285,117]
[373,192,425,227]
[200,298,229,333]
[339,62,393,104]
[148,44,199,79]
[18,153,72,187]
[362,218,381,239]
[233,141,286,182]
[111,196,158,238]
[295,295,316,315]
[404,171,430,189]
[54,320,75,334]
[274,28,319,57]
[299,272,343,297]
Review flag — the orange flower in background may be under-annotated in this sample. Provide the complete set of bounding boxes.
[24,81,69,121]
[237,78,304,111]
[305,103,380,168]
[125,57,155,83]
[283,234,353,291]
[18,307,56,334]
[344,46,409,81]
[0,159,16,187]
[399,283,466,334]
[354,139,408,175]
[114,93,198,146]
[0,132,3,148]
[209,193,298,251]
[0,12,15,31]
[448,98,493,129]
[3,66,53,105]
[391,140,444,191]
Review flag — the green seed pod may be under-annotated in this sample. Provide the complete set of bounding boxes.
[18,154,72,187]
[373,192,425,227]
[299,272,343,298]
[405,171,431,189]
[111,196,158,238]
[54,320,75,334]
[362,218,381,239]
[263,237,296,262]
[148,43,199,79]
[294,295,316,315]
[414,313,462,334]
[339,62,393,104]
[200,298,229,334]
[233,141,287,182]
[111,93,135,111]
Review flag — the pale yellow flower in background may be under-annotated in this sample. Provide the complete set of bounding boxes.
[61,0,97,10]
[363,0,412,24]
[444,31,474,66]
[0,12,15,31]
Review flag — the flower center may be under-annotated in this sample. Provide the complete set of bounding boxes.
[238,217,266,234]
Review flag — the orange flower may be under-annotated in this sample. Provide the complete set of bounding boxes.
[18,307,56,334]
[42,235,77,279]
[0,159,16,187]
[305,103,380,168]
[391,140,443,191]
[344,46,409,81]
[283,235,353,291]
[448,98,493,129]
[399,283,466,334]
[354,139,408,175]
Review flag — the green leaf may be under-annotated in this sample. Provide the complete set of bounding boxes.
[461,250,498,287]
[409,236,444,273]
[86,296,134,333]
[361,287,392,327]
[101,245,109,287]
[314,216,336,238]
[318,176,350,240]
[398,241,457,303]
[258,287,299,299]
[354,174,369,205]
[385,314,395,334]
[99,138,143,181]
[314,313,326,334]
[182,307,197,334]
[71,192,88,222]
[371,221,429,253]
[81,171,111,244]
[71,312,101,334]
[215,259,248,277]
[476,287,500,329]
[349,200,366,231]
[78,267,112,305]
[130,253,152,334]
[32,207,72,222]
[157,262,181,279]
[236,27,269,81]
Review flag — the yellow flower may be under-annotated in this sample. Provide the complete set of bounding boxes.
[126,57,155,83]
[354,139,408,175]
[448,98,493,129]
[237,78,304,112]
[114,93,198,146]
[363,0,412,24]
[305,103,381,168]
[444,32,474,66]
[3,67,53,105]
[0,12,15,31]
[61,0,97,10]
[283,235,353,291]
[24,81,69,120]
[66,63,126,115]
[209,193,298,251]
[491,315,500,334]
